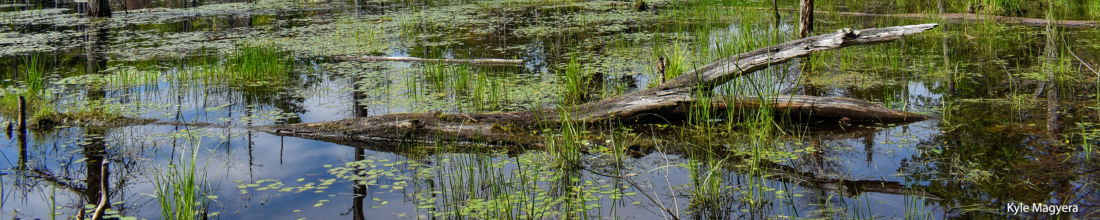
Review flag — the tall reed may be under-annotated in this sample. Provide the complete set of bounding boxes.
[227,43,293,85]
[151,141,211,220]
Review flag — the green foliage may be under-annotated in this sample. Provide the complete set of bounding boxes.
[974,0,1024,15]
[1089,0,1100,18]
[22,54,46,98]
[0,53,52,122]
[559,57,589,105]
[227,43,294,85]
[551,108,585,169]
[152,142,212,220]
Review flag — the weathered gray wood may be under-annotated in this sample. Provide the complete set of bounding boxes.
[258,24,938,147]
[570,24,937,122]
[257,94,927,149]
[334,55,523,66]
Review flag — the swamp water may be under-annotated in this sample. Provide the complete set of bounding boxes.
[1,0,1098,219]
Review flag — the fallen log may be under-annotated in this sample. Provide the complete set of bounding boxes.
[259,24,938,148]
[257,94,923,149]
[741,7,1097,28]
[333,55,524,66]
[569,24,937,123]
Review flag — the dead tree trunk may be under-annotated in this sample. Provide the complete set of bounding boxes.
[258,24,938,148]
[87,0,112,17]
[1045,13,1060,135]
[799,0,813,38]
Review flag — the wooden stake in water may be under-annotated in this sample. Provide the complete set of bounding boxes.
[17,95,26,132]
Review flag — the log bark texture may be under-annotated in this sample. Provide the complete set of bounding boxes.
[799,0,813,37]
[334,55,523,66]
[258,24,938,148]
[87,0,112,17]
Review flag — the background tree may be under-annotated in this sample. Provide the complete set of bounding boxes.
[88,0,112,17]
[799,0,813,37]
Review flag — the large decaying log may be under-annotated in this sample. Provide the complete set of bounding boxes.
[333,55,524,66]
[569,24,936,123]
[258,24,938,147]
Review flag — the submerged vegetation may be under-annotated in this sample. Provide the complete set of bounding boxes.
[0,0,1098,219]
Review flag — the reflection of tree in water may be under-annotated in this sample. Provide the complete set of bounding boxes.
[894,19,1097,218]
[902,103,1086,217]
[6,129,148,219]
[4,20,143,219]
[348,148,367,220]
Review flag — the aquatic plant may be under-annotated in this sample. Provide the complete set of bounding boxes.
[559,57,589,105]
[151,141,212,220]
[423,62,449,90]
[552,108,585,169]
[226,43,294,85]
[903,190,935,220]
[975,0,1024,15]
[0,53,53,125]
[1088,0,1100,19]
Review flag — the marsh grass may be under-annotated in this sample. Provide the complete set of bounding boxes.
[406,150,599,219]
[424,62,449,90]
[151,142,212,220]
[227,43,293,85]
[165,44,294,88]
[1087,0,1100,19]
[54,65,162,90]
[684,151,730,218]
[413,62,515,111]
[552,108,585,169]
[903,190,935,220]
[559,57,589,105]
[22,54,47,98]
[470,72,509,111]
[0,53,53,123]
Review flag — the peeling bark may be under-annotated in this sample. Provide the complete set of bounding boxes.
[87,0,112,17]
[799,0,814,37]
